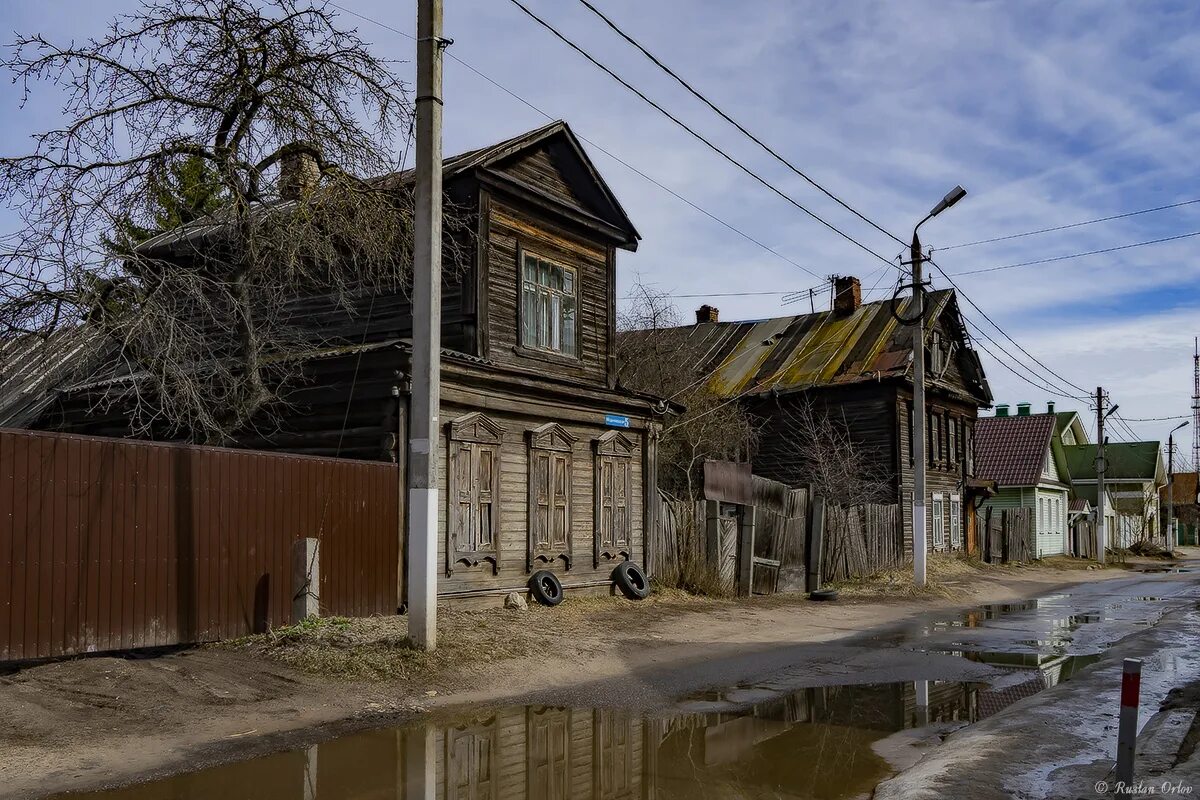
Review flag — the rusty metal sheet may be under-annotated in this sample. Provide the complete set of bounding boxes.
[703,459,753,505]
[0,428,400,662]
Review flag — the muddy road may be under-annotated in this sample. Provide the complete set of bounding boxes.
[25,563,1200,800]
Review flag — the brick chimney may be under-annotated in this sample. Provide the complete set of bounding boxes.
[695,304,719,324]
[278,145,321,201]
[833,276,862,316]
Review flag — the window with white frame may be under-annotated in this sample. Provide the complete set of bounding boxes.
[521,251,578,356]
[932,494,945,547]
[950,495,962,548]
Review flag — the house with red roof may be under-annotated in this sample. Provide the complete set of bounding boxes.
[974,402,1074,557]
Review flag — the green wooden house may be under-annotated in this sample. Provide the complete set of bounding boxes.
[974,403,1073,557]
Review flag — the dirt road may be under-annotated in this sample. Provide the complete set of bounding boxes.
[0,561,1128,800]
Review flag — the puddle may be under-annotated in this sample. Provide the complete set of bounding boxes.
[44,681,1017,800]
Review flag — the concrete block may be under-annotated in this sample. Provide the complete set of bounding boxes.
[292,537,320,623]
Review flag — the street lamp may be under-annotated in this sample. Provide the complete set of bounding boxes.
[911,185,967,588]
[1169,421,1189,550]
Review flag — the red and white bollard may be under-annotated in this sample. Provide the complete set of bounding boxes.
[1116,658,1142,789]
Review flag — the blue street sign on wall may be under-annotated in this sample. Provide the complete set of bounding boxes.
[604,414,630,428]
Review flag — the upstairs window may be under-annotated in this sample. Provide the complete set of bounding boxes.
[521,251,578,357]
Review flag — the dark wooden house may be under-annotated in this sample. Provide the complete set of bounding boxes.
[16,121,672,604]
[624,277,992,554]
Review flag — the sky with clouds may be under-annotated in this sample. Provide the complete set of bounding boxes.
[3,0,1200,463]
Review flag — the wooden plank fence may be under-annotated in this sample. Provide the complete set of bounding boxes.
[822,503,901,583]
[976,506,1036,564]
[0,428,400,662]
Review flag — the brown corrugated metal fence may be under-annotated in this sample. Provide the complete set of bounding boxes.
[0,428,400,662]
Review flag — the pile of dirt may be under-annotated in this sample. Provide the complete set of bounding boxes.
[1128,539,1175,558]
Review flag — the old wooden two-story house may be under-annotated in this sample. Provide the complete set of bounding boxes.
[628,277,992,553]
[18,121,672,604]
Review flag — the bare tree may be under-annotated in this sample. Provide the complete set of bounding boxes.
[775,399,893,508]
[616,281,756,504]
[0,0,447,442]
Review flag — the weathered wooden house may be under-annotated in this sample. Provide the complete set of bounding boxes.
[13,121,671,604]
[624,277,992,553]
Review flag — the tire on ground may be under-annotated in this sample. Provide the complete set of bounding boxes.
[612,561,651,600]
[529,570,564,606]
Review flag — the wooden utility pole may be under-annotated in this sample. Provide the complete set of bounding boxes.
[1096,386,1107,565]
[408,0,444,651]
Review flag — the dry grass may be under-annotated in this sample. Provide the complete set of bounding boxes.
[830,553,994,599]
[220,591,717,683]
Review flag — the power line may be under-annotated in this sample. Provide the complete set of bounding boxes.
[503,0,898,270]
[571,0,905,248]
[927,257,1092,398]
[328,2,822,280]
[940,197,1200,251]
[1118,414,1191,422]
[948,229,1200,277]
[962,316,1084,401]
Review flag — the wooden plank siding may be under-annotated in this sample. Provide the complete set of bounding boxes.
[435,402,647,597]
[485,199,612,387]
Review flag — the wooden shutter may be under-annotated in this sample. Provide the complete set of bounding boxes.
[445,719,497,800]
[527,423,576,571]
[446,413,504,576]
[527,708,571,800]
[594,432,636,568]
[594,711,634,800]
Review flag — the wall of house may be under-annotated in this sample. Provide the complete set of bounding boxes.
[433,399,648,598]
[897,389,979,553]
[483,195,613,388]
[747,385,897,501]
[1034,486,1069,557]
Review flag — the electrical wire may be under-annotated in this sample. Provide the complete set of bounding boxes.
[962,317,1084,401]
[1115,414,1191,422]
[571,0,905,247]
[503,0,898,270]
[940,197,1200,251]
[327,2,822,280]
[926,257,1091,398]
[948,229,1200,277]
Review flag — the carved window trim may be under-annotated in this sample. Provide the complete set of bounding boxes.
[528,423,576,571]
[447,413,504,576]
[594,431,635,568]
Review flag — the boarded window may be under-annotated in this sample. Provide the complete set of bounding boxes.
[594,431,636,567]
[929,414,940,467]
[950,495,962,548]
[521,251,578,357]
[932,494,945,547]
[948,417,958,467]
[445,718,498,800]
[447,413,504,575]
[527,708,571,800]
[528,423,576,570]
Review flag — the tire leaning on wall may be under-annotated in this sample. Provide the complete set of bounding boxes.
[529,570,565,606]
[612,561,651,600]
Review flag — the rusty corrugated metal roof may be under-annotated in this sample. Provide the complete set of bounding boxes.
[631,290,986,400]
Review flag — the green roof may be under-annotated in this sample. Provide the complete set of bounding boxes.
[1062,442,1163,482]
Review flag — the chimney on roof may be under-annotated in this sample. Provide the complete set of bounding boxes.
[1047,401,1056,414]
[695,304,720,324]
[833,275,862,316]
[1017,402,1031,416]
[278,144,321,201]
[996,404,1010,417]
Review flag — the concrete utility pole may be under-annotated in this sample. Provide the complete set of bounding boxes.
[408,0,445,651]
[909,186,967,588]
[1096,387,1107,564]
[1168,421,1189,551]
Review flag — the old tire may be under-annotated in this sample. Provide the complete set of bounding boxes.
[809,588,839,602]
[612,561,650,600]
[529,570,564,607]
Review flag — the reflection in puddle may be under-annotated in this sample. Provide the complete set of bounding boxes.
[50,670,1090,800]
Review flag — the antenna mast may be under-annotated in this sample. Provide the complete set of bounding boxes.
[1193,337,1200,472]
